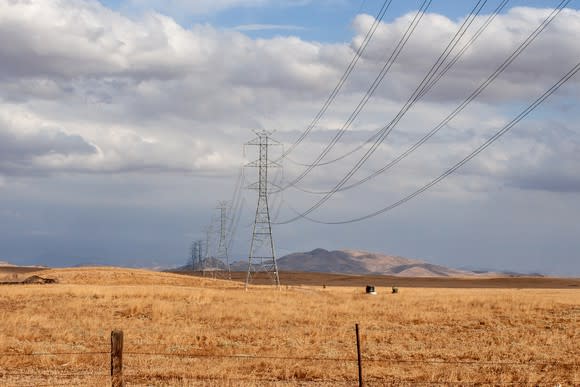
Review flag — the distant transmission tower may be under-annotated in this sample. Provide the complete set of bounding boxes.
[214,200,231,279]
[201,204,231,279]
[245,130,280,287]
[190,240,203,272]
[202,224,213,277]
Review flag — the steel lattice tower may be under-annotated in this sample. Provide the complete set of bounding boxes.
[202,224,213,277]
[214,200,231,279]
[190,240,203,271]
[245,130,280,287]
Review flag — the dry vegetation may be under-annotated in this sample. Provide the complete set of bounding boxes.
[0,267,578,386]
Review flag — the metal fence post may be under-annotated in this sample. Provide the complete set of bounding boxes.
[356,323,363,387]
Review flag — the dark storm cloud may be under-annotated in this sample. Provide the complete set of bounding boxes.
[510,171,580,193]
[0,127,97,174]
[505,137,580,193]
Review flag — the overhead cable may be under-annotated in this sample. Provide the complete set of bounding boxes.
[276,0,433,191]
[278,0,395,160]
[226,166,245,251]
[289,0,511,172]
[301,0,566,196]
[297,61,580,224]
[274,0,570,224]
[279,0,486,192]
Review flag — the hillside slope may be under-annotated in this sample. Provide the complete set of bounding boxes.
[276,248,476,277]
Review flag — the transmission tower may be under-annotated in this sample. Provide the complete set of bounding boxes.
[190,240,203,272]
[214,200,231,279]
[245,130,281,287]
[202,224,213,277]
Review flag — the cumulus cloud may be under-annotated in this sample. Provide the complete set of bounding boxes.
[350,7,580,103]
[0,0,578,189]
[0,2,212,80]
[0,129,96,163]
[0,105,96,174]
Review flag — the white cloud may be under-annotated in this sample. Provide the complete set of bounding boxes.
[350,7,580,102]
[0,0,578,186]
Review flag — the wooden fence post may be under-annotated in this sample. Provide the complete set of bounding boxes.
[356,323,363,387]
[111,329,124,387]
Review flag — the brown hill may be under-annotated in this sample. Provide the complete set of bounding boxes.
[34,267,242,287]
[276,248,476,277]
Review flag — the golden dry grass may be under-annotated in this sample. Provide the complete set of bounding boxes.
[0,267,578,386]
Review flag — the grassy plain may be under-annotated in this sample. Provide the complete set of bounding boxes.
[0,267,578,386]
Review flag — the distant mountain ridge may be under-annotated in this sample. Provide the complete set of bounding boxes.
[274,248,480,277]
[175,257,228,272]
[178,248,539,277]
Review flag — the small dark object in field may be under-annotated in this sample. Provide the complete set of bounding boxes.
[392,286,399,294]
[365,285,376,294]
[21,275,58,284]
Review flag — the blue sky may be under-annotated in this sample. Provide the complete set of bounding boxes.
[98,0,580,41]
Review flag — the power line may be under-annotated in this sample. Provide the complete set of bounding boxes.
[417,0,511,99]
[278,0,394,160]
[287,0,511,173]
[227,197,245,254]
[308,0,566,196]
[279,0,490,195]
[275,0,571,224]
[268,165,286,223]
[296,61,580,224]
[226,167,245,253]
[202,222,214,276]
[281,0,484,189]
[276,0,432,192]
[275,0,486,211]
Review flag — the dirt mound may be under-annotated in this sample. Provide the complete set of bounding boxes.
[21,275,58,284]
[0,274,58,285]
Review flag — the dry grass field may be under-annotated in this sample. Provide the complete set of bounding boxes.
[0,267,578,386]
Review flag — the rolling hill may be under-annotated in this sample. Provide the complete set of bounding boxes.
[274,248,480,277]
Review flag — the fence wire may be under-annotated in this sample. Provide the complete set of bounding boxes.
[1,327,578,386]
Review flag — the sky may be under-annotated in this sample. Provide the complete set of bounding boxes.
[0,0,579,275]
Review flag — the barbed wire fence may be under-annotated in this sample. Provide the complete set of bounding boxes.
[0,325,577,386]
